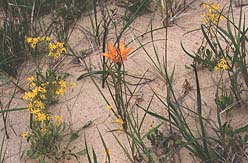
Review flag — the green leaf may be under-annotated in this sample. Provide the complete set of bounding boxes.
[234,124,248,134]
[70,132,79,143]
[77,71,106,80]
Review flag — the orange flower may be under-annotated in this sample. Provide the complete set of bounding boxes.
[102,42,132,63]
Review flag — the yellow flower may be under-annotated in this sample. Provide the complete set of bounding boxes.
[34,100,45,109]
[105,149,112,155]
[27,102,33,110]
[40,36,46,41]
[49,42,57,50]
[21,132,29,138]
[41,127,47,135]
[55,88,65,95]
[214,58,229,71]
[46,115,52,121]
[30,108,40,114]
[36,112,47,122]
[69,81,76,88]
[113,118,124,132]
[41,82,49,87]
[149,120,155,128]
[40,94,46,100]
[107,105,113,110]
[48,41,67,59]
[35,86,47,93]
[29,82,36,88]
[32,87,38,95]
[26,37,33,43]
[54,115,62,125]
[202,3,224,24]
[117,127,123,132]
[45,36,52,42]
[27,76,35,82]
[59,80,67,88]
[23,91,37,101]
[30,37,39,49]
[114,118,124,125]
[56,80,67,95]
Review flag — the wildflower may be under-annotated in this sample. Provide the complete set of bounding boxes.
[214,58,229,71]
[117,127,123,132]
[27,76,35,82]
[54,115,62,125]
[56,80,67,95]
[113,117,124,126]
[40,94,46,100]
[202,3,224,24]
[33,100,45,109]
[56,89,65,95]
[46,115,52,121]
[27,102,33,110]
[49,42,57,50]
[45,36,52,42]
[69,81,76,89]
[105,149,112,155]
[113,117,124,132]
[35,86,47,93]
[26,37,33,44]
[36,112,47,122]
[149,120,155,128]
[59,80,67,88]
[21,132,29,138]
[107,105,113,110]
[41,82,49,87]
[29,82,36,88]
[30,108,40,114]
[23,91,37,101]
[48,41,67,59]
[40,36,46,41]
[41,127,47,135]
[102,42,132,63]
[31,37,39,49]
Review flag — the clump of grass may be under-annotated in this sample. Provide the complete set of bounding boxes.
[20,34,83,162]
[21,119,83,163]
[84,128,111,163]
[183,1,248,106]
[139,1,248,162]
[0,0,94,78]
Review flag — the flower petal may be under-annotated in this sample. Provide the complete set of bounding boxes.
[107,42,117,56]
[119,42,125,55]
[123,47,132,56]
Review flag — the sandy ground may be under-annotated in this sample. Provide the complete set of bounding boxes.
[0,0,248,163]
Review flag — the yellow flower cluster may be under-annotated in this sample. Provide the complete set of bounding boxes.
[48,42,67,59]
[55,80,67,95]
[26,36,66,59]
[26,36,52,49]
[23,76,50,122]
[214,58,229,71]
[21,132,29,138]
[21,115,62,138]
[202,3,224,24]
[23,86,47,100]
[22,75,75,138]
[54,115,62,125]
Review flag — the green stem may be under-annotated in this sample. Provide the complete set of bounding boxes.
[193,63,210,160]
